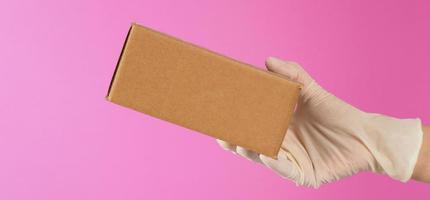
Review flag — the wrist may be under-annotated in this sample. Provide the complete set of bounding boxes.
[412,125,430,182]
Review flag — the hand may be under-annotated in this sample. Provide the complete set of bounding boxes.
[217,57,423,188]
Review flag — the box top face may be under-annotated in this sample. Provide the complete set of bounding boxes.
[107,24,301,158]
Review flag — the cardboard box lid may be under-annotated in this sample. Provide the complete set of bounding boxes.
[107,23,301,158]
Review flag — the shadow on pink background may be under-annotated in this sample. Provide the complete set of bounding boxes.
[1,0,429,199]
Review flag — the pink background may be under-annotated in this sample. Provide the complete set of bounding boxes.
[1,0,429,199]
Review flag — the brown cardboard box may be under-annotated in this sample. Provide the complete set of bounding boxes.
[107,23,301,158]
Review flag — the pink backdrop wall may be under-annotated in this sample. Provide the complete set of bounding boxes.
[1,0,429,199]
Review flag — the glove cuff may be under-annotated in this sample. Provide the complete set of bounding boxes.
[363,114,424,181]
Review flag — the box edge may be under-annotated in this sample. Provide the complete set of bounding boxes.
[106,24,135,101]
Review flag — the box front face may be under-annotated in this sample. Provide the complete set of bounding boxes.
[108,24,301,158]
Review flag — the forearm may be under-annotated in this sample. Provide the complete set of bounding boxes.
[412,125,430,183]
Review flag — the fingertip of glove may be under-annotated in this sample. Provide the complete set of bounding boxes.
[265,57,282,70]
[216,139,236,152]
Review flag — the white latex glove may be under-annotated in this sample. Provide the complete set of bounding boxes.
[217,57,423,188]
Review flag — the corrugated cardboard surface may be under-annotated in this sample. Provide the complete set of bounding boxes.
[107,23,301,158]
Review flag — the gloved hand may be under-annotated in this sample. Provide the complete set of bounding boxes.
[217,57,423,188]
